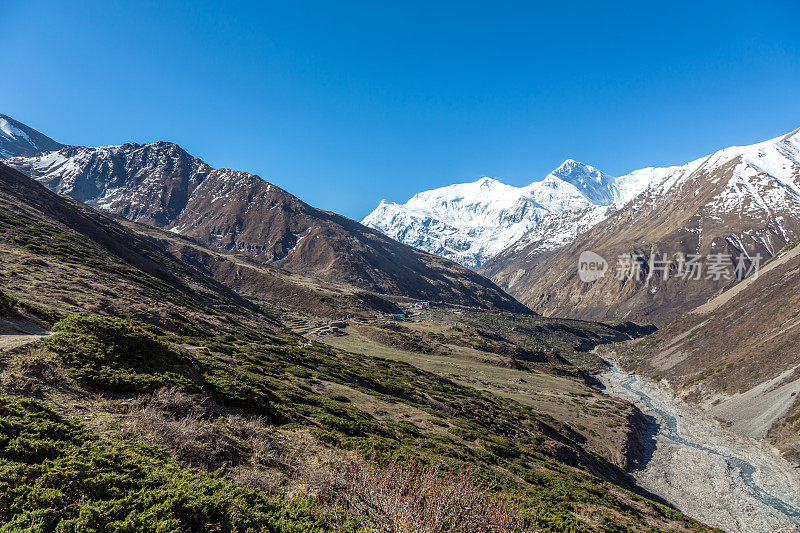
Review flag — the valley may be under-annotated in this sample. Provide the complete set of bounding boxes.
[299,307,652,472]
[0,158,713,531]
[3,111,800,532]
[4,4,799,531]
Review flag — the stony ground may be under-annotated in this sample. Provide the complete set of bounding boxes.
[598,354,800,532]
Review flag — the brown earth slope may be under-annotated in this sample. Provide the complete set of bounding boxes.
[0,161,256,330]
[122,217,403,318]
[481,128,800,325]
[6,141,528,312]
[617,239,800,462]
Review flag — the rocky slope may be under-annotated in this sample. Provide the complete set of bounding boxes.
[3,119,527,312]
[0,114,63,158]
[615,237,800,462]
[362,160,654,268]
[600,360,800,531]
[0,161,256,329]
[481,127,800,325]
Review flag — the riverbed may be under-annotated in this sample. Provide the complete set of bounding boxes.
[599,359,800,532]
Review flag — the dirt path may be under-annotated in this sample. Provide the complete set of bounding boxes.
[599,357,800,532]
[0,334,48,352]
[0,318,51,352]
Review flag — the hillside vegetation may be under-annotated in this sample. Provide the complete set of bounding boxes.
[0,162,715,531]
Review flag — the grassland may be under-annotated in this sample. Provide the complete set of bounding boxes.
[307,317,649,473]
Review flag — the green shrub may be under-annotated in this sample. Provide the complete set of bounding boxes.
[327,394,351,403]
[42,314,196,393]
[0,395,339,532]
[0,289,62,328]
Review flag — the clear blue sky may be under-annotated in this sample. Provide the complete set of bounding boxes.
[5,1,800,219]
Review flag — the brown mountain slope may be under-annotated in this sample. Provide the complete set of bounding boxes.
[481,129,800,325]
[617,239,800,462]
[0,161,256,330]
[122,217,404,318]
[6,142,528,312]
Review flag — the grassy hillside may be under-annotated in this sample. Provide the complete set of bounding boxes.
[0,163,715,531]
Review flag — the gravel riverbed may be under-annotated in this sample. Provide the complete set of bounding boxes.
[599,358,800,532]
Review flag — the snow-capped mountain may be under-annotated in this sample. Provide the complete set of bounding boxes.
[0,114,63,158]
[7,142,212,225]
[363,160,653,268]
[495,204,614,260]
[1,116,527,312]
[490,165,678,262]
[481,127,800,324]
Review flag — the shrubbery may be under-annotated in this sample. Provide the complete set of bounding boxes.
[0,395,337,532]
[0,288,62,328]
[31,313,708,531]
[42,314,196,392]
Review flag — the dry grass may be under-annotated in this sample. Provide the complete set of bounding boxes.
[22,256,48,267]
[120,387,298,492]
[50,292,80,306]
[0,346,61,396]
[20,346,60,383]
[310,457,525,533]
[121,389,525,532]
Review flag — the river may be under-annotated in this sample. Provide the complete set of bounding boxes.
[600,360,800,532]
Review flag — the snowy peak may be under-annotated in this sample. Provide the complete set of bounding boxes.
[0,114,63,158]
[362,162,624,268]
[5,142,213,226]
[481,126,800,324]
[550,159,608,186]
[406,176,519,209]
[547,159,618,205]
[364,126,800,270]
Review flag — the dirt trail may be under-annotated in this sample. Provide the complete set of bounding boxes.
[0,334,48,351]
[0,319,51,352]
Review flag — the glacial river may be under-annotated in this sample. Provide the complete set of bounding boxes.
[604,361,800,530]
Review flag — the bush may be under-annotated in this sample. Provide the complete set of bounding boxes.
[0,288,62,328]
[120,387,295,478]
[42,314,196,393]
[0,395,339,532]
[311,456,525,532]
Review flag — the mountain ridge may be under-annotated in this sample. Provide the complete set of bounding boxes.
[2,116,528,313]
[0,114,63,158]
[362,159,655,268]
[482,126,800,324]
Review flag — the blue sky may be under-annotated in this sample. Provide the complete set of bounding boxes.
[4,1,800,219]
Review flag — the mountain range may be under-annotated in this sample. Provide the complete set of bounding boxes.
[482,128,800,324]
[4,110,800,530]
[363,126,800,325]
[1,118,527,313]
[7,113,800,327]
[362,159,655,268]
[0,154,710,531]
